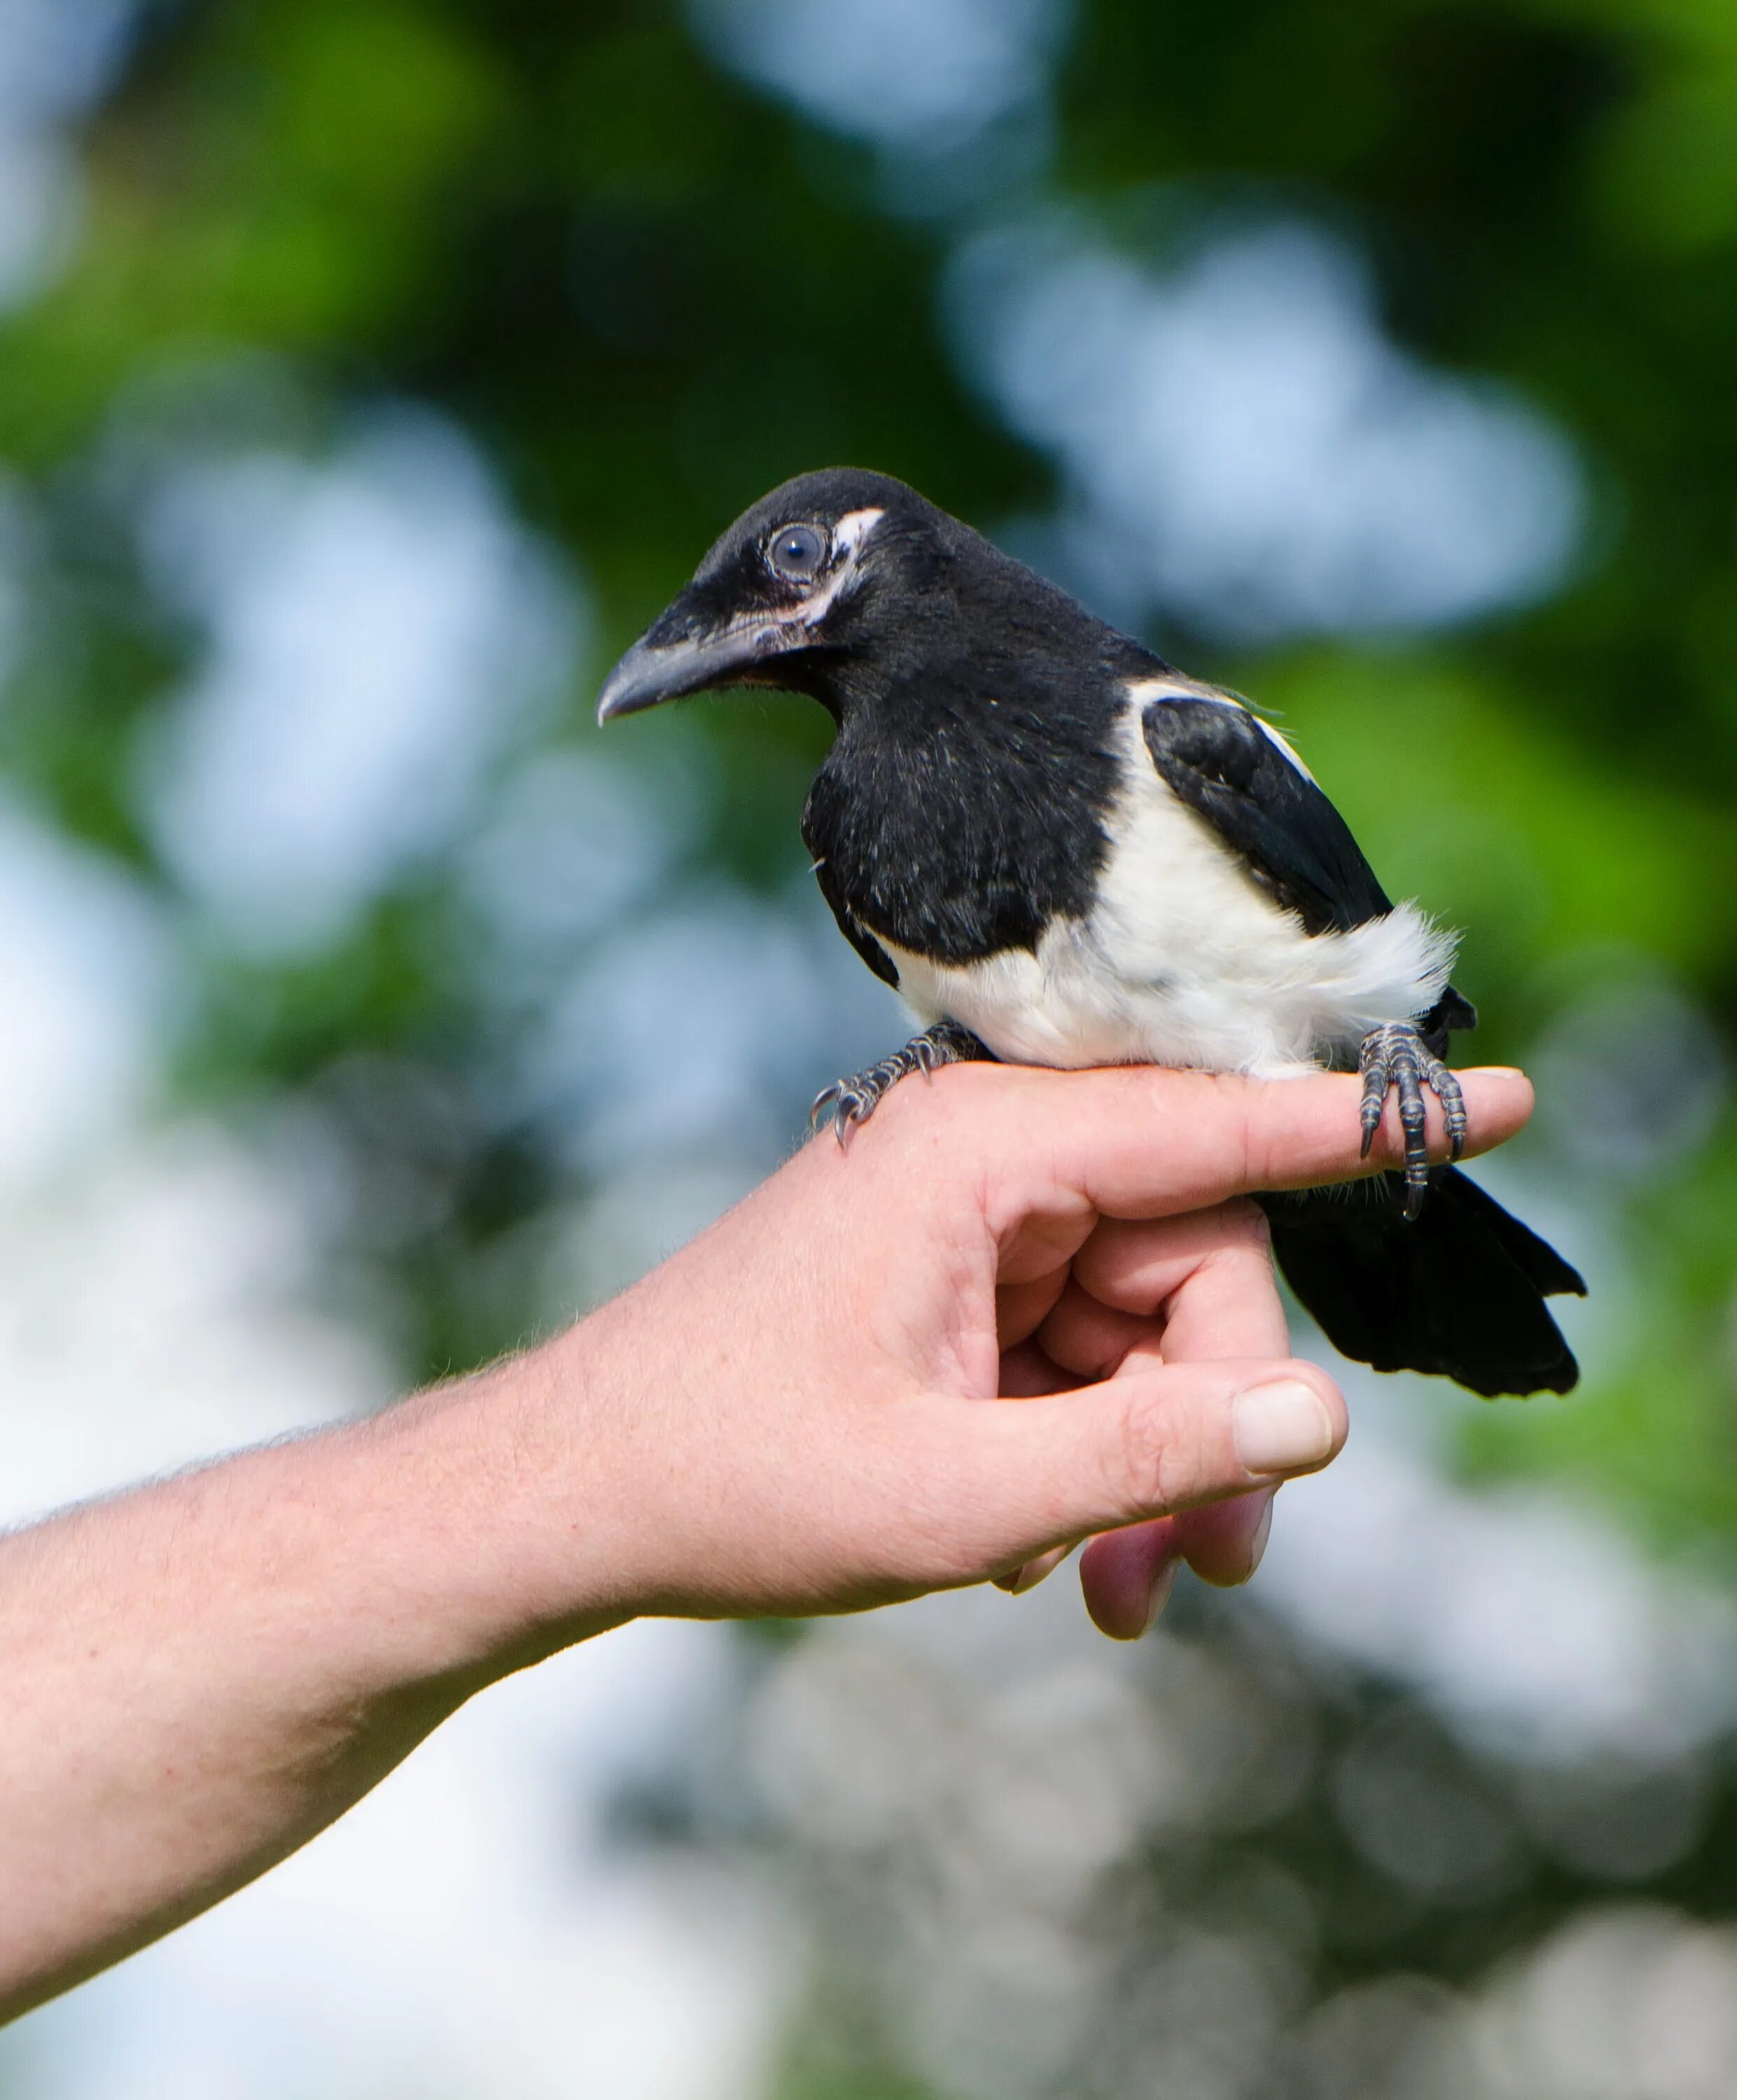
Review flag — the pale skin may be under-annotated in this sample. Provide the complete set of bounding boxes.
[0,1062,1535,2022]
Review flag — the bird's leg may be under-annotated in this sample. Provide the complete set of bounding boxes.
[810,1022,993,1145]
[1358,1022,1467,1221]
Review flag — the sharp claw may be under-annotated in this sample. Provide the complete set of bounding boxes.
[809,1026,991,1148]
[1356,1021,1471,1219]
[1435,1071,1468,1163]
[833,1089,867,1148]
[1358,1076,1386,1158]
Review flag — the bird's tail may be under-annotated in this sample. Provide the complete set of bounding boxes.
[1260,1169,1584,1398]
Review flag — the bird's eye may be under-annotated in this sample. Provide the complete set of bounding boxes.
[768,522,827,581]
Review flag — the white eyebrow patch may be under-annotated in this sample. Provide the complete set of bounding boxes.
[775,505,887,631]
[834,505,885,555]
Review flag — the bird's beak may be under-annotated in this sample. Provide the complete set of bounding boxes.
[595,615,795,725]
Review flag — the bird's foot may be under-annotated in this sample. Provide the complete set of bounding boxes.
[810,1022,991,1145]
[1358,1021,1467,1222]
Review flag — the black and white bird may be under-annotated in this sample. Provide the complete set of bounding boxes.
[597,468,1583,1397]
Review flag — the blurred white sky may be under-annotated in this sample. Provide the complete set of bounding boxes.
[740,1485,1737,2100]
[1264,1362,1737,1768]
[0,0,136,309]
[947,216,1585,640]
[141,407,581,957]
[688,0,1068,155]
[0,802,174,1194]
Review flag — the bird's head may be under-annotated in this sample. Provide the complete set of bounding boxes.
[595,467,958,726]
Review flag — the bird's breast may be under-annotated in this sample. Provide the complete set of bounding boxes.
[802,709,1117,966]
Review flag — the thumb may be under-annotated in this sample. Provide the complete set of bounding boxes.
[956,1357,1346,1564]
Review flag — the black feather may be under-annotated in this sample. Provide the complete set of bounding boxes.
[1140,696,1392,934]
[1262,1172,1584,1398]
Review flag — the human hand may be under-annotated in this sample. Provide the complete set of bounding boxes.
[456,1063,1535,1654]
[993,1196,1299,1638]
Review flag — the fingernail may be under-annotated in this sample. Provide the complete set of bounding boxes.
[1234,1380,1336,1476]
[1474,1065,1524,1077]
[1003,1545,1070,1595]
[1246,1497,1274,1578]
[1140,1560,1178,1635]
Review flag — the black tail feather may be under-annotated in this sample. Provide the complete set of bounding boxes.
[1260,1169,1584,1399]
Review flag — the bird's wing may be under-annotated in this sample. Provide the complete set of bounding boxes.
[1138,692,1394,936]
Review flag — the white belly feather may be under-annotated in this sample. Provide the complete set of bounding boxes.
[879,699,1456,1079]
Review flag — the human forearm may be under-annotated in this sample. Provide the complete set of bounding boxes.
[0,1366,622,2020]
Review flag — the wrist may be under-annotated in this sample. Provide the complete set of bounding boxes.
[352,1322,644,1688]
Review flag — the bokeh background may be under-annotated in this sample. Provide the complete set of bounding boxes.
[1,0,1736,2093]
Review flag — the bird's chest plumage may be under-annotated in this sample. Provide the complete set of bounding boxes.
[802,693,1119,968]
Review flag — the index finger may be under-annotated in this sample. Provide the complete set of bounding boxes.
[956,1062,1534,1224]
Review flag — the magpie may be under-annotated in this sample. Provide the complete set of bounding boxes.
[597,468,1584,1397]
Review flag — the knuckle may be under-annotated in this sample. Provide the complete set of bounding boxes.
[1112,1381,1202,1519]
[1202,1205,1277,1297]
